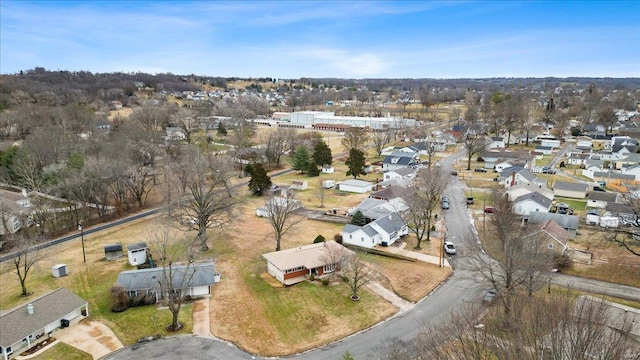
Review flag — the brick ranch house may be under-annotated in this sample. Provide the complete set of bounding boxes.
[262,241,352,286]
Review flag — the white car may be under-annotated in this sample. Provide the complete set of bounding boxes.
[444,241,456,255]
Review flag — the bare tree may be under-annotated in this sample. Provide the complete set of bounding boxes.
[12,234,44,296]
[471,191,555,322]
[263,192,305,251]
[181,152,238,251]
[371,130,391,156]
[341,127,369,151]
[403,292,637,360]
[341,251,371,301]
[149,228,197,331]
[314,180,327,208]
[401,167,448,251]
[424,140,439,169]
[263,128,291,168]
[608,191,640,256]
[461,133,486,170]
[521,98,541,147]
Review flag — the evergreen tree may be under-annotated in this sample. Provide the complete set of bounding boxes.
[345,148,366,179]
[245,163,272,196]
[306,160,320,177]
[350,210,367,226]
[217,122,227,136]
[313,139,333,167]
[292,144,310,173]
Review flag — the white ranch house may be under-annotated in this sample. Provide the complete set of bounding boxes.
[0,288,88,360]
[337,179,373,194]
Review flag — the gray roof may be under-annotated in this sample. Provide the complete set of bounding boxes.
[587,191,618,202]
[553,181,589,193]
[104,243,123,252]
[605,202,634,215]
[362,225,380,237]
[342,224,363,234]
[593,171,635,181]
[389,168,416,176]
[117,261,215,291]
[0,288,87,348]
[501,166,536,181]
[339,179,372,188]
[372,213,405,234]
[529,212,579,230]
[513,192,552,209]
[127,242,148,252]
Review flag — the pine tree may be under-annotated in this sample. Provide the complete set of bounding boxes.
[345,148,366,179]
[313,139,333,167]
[292,144,310,174]
[246,163,272,196]
[350,210,367,226]
[306,160,320,177]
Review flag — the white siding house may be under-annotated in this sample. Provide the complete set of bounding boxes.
[341,213,408,249]
[513,192,552,217]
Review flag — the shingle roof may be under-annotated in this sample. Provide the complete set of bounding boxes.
[537,219,569,246]
[342,224,362,234]
[372,213,405,234]
[587,191,618,202]
[513,192,552,209]
[127,242,148,252]
[116,261,215,291]
[529,212,579,230]
[262,241,351,271]
[339,179,372,188]
[553,181,589,193]
[370,186,406,200]
[0,288,87,348]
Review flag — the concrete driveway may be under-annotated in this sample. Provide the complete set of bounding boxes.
[55,318,123,359]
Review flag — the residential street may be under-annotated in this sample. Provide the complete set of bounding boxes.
[88,149,640,360]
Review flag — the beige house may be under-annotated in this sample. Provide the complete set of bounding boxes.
[263,241,351,286]
[552,181,589,199]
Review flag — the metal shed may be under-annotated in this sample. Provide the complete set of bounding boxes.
[104,243,123,260]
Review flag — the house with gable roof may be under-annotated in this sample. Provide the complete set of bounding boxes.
[553,181,589,199]
[586,191,618,209]
[262,241,351,286]
[513,192,553,217]
[529,212,579,239]
[382,151,420,171]
[341,213,408,249]
[0,288,88,360]
[524,219,569,255]
[506,182,554,202]
[500,166,544,189]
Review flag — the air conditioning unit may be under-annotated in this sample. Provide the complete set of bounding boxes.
[60,319,70,328]
[51,264,67,278]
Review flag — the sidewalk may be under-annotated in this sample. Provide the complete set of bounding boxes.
[377,242,450,267]
[192,298,213,337]
[365,282,414,313]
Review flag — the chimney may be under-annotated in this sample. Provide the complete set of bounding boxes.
[27,303,34,315]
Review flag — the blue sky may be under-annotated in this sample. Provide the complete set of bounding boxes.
[1,1,639,78]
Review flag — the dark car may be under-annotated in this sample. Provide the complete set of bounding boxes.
[451,171,458,176]
[474,168,488,173]
[466,197,474,205]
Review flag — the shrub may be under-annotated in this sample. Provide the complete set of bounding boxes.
[321,279,330,286]
[555,253,572,270]
[477,156,484,162]
[334,233,343,244]
[313,235,326,243]
[309,274,315,281]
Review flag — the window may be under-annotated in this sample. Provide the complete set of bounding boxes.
[324,263,336,273]
[547,243,554,250]
[361,237,364,242]
[285,266,306,274]
[349,234,352,239]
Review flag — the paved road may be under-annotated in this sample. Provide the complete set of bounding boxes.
[99,148,640,360]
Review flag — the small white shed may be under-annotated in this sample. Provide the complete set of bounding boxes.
[291,180,308,191]
[127,242,148,266]
[322,166,335,174]
[51,264,68,278]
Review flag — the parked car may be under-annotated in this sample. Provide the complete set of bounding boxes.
[451,171,458,176]
[443,241,456,255]
[542,167,556,174]
[441,201,450,210]
[483,290,497,303]
[441,195,450,203]
[483,206,495,213]
[474,168,488,173]
[466,197,474,205]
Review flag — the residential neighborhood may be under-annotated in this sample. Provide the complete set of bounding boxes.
[1,1,639,358]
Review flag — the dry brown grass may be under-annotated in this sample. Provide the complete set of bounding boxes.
[565,228,640,288]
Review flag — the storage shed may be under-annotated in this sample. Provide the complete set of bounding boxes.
[127,242,148,266]
[337,179,373,194]
[51,264,67,278]
[104,243,123,260]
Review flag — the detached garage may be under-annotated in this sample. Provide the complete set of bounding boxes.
[337,179,372,194]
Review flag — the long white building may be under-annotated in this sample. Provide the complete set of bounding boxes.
[286,111,416,130]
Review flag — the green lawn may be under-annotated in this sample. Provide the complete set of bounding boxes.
[32,342,92,360]
[553,197,587,211]
[243,256,382,345]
